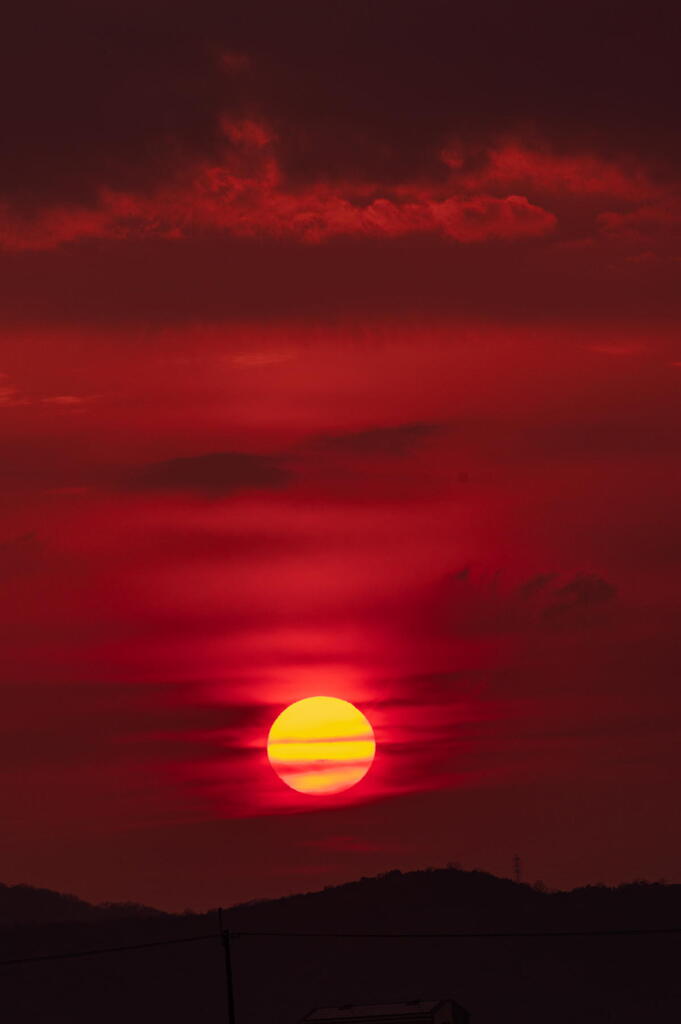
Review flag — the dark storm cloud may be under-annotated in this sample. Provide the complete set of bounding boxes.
[2,1,681,211]
[131,451,289,495]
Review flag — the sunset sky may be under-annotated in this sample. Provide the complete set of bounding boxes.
[1,1,680,911]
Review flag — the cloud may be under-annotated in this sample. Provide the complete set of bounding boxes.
[130,451,290,496]
[40,395,94,407]
[303,834,399,854]
[598,202,681,245]
[310,423,443,457]
[3,0,681,221]
[0,681,256,771]
[426,567,618,638]
[446,142,658,202]
[15,6,679,255]
[0,372,26,406]
[0,384,24,406]
[5,133,674,254]
[286,421,464,502]
[0,372,93,408]
[0,139,557,251]
[541,573,617,626]
[3,128,676,257]
[588,344,647,357]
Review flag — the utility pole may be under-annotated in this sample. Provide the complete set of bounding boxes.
[218,908,237,1024]
[513,853,522,885]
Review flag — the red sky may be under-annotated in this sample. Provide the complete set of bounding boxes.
[1,1,680,910]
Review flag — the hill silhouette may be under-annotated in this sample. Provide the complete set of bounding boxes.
[0,882,165,927]
[1,867,679,1022]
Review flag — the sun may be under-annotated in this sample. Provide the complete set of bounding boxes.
[267,696,376,795]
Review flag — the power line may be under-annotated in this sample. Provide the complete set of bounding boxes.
[233,926,681,940]
[0,924,678,969]
[0,931,216,968]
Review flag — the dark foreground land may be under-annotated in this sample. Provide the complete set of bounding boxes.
[1,868,679,1022]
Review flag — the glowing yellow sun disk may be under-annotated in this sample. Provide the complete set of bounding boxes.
[267,696,376,795]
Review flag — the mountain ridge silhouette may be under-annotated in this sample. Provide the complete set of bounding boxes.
[1,867,679,1022]
[3,866,680,929]
[0,881,166,926]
